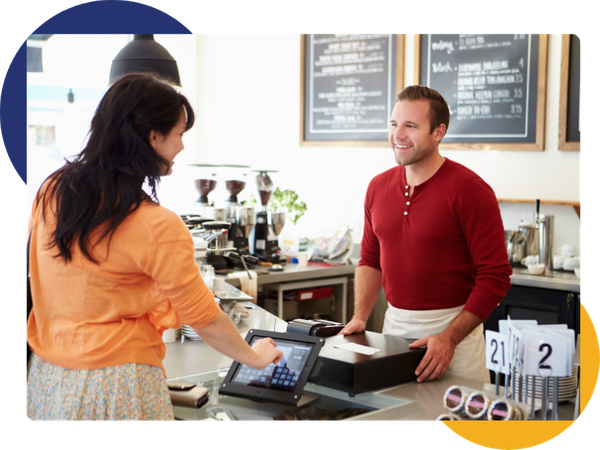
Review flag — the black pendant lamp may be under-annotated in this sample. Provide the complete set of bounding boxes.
[109,34,181,86]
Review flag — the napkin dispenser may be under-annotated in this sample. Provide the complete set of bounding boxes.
[313,331,426,395]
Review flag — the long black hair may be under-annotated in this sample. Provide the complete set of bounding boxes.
[38,72,195,263]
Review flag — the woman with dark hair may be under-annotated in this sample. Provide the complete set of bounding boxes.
[26,73,282,420]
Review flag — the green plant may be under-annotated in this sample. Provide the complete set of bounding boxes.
[270,188,307,226]
[248,189,307,226]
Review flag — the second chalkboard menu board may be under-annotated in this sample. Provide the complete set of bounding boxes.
[559,34,580,151]
[416,34,548,151]
[301,34,404,147]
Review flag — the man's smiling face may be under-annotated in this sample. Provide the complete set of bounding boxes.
[389,99,444,168]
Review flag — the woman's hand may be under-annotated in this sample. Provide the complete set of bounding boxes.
[195,312,283,370]
[248,338,283,369]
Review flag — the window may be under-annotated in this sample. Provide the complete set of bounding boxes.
[26,34,199,214]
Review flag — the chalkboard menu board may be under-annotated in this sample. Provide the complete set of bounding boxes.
[559,34,580,151]
[417,34,548,151]
[301,34,403,146]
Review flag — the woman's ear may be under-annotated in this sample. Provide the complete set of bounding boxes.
[149,130,160,151]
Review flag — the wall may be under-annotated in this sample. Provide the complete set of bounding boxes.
[164,34,580,255]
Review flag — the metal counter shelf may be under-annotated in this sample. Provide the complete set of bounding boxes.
[510,266,580,293]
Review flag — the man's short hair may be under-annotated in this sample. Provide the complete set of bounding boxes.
[396,85,450,134]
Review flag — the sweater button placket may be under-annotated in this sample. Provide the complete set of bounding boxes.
[404,185,409,220]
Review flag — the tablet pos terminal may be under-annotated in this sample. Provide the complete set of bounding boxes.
[219,330,326,406]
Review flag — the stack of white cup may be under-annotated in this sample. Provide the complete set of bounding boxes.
[553,244,580,277]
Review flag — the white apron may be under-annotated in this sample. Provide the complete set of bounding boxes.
[382,304,490,383]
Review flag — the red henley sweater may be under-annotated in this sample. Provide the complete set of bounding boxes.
[359,158,512,322]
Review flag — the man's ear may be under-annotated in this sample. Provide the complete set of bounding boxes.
[433,124,446,143]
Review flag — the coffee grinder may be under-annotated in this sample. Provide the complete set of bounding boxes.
[251,170,286,271]
[230,206,256,254]
[222,164,250,206]
[216,165,256,270]
[190,164,219,217]
[220,165,254,253]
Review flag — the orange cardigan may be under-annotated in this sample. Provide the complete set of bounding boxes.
[27,191,220,375]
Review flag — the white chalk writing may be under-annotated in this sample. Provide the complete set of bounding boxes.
[431,40,455,54]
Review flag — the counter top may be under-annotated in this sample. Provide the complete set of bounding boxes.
[164,304,577,421]
[510,266,580,293]
[240,260,357,285]
[223,258,580,293]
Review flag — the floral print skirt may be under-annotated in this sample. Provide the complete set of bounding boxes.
[27,353,174,420]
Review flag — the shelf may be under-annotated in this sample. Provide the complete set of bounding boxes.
[497,199,580,218]
[259,277,349,323]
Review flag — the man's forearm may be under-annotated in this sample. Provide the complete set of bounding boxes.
[340,265,383,335]
[352,265,383,322]
[439,309,482,347]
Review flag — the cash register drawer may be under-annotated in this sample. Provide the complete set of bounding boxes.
[314,331,426,395]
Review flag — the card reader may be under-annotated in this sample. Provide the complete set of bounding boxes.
[286,318,345,337]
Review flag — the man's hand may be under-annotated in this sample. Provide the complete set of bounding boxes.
[409,334,456,382]
[338,318,367,335]
[408,309,482,382]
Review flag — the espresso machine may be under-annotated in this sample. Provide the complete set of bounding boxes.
[198,220,231,270]
[251,170,286,271]
[190,220,257,275]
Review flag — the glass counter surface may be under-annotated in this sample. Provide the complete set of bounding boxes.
[168,369,412,421]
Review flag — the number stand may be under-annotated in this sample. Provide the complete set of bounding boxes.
[551,377,559,421]
[524,371,562,420]
[529,376,537,420]
[494,370,500,396]
[488,319,574,421]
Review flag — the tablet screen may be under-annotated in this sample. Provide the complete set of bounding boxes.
[219,330,325,406]
[231,336,314,392]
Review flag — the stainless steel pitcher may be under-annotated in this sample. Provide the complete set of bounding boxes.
[518,223,539,257]
[537,214,554,273]
[506,231,526,264]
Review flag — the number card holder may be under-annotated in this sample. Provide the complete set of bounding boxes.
[485,330,510,375]
[498,319,537,336]
[506,318,525,373]
[499,318,537,373]
[522,331,570,378]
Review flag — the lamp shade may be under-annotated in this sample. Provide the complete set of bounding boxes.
[109,34,181,85]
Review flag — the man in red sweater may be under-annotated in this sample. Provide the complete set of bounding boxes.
[340,85,512,383]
